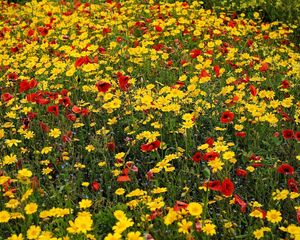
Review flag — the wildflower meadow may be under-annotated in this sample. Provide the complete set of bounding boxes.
[0,0,299,239]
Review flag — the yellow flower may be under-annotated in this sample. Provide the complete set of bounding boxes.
[266,209,282,224]
[49,128,61,138]
[104,233,122,240]
[6,233,24,240]
[0,210,10,223]
[85,145,95,152]
[187,202,203,217]
[113,210,126,221]
[253,229,265,239]
[3,154,17,165]
[151,187,167,194]
[5,139,21,147]
[27,225,41,239]
[79,199,92,209]
[202,223,217,236]
[126,231,143,240]
[25,202,38,215]
[249,209,263,219]
[178,219,193,234]
[115,188,125,195]
[272,189,289,201]
[112,218,134,233]
[18,168,33,178]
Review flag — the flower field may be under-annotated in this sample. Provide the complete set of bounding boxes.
[0,0,300,239]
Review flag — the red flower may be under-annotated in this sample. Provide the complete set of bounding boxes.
[66,113,76,121]
[220,111,234,123]
[39,121,50,133]
[288,179,298,193]
[91,181,100,192]
[96,81,111,93]
[277,164,294,175]
[281,80,290,89]
[72,105,82,114]
[155,25,163,32]
[7,72,18,80]
[234,194,247,212]
[59,97,71,107]
[173,201,188,212]
[203,151,219,161]
[236,169,247,177]
[190,49,202,59]
[200,69,210,78]
[297,209,300,224]
[117,175,131,182]
[259,62,269,72]
[117,72,130,91]
[205,138,214,146]
[141,140,160,152]
[249,84,257,96]
[295,132,300,141]
[37,27,49,36]
[221,178,235,196]
[213,65,220,77]
[192,152,203,163]
[1,93,13,102]
[282,129,294,139]
[205,180,222,192]
[107,141,116,151]
[235,131,246,138]
[47,105,59,116]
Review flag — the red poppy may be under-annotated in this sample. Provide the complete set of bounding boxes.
[91,181,100,192]
[1,93,13,102]
[59,97,71,107]
[277,164,294,175]
[39,121,50,133]
[235,132,246,138]
[249,84,257,96]
[192,152,203,163]
[203,151,219,161]
[220,111,234,123]
[221,178,235,196]
[288,179,298,193]
[155,25,163,32]
[236,169,247,177]
[107,141,116,151]
[205,138,214,146]
[74,56,92,68]
[259,62,269,72]
[213,65,220,77]
[37,97,50,105]
[60,89,69,96]
[61,131,73,143]
[173,201,188,212]
[72,105,82,114]
[47,105,59,116]
[37,27,49,36]
[295,132,300,141]
[281,80,290,89]
[190,49,202,59]
[102,27,111,35]
[96,81,111,93]
[117,175,131,182]
[141,140,160,152]
[282,129,294,139]
[66,113,76,121]
[200,69,210,78]
[205,180,222,191]
[117,72,130,91]
[27,112,37,120]
[7,72,18,80]
[234,194,247,212]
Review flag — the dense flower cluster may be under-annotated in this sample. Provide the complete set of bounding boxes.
[0,0,299,239]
